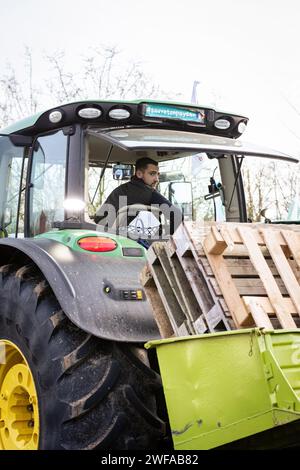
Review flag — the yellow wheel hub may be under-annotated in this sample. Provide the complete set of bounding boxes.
[0,340,39,450]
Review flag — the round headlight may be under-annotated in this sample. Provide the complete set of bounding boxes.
[214,119,231,130]
[78,107,102,119]
[238,121,247,134]
[109,108,131,120]
[49,110,63,123]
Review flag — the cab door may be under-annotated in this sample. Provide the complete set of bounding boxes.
[26,130,69,237]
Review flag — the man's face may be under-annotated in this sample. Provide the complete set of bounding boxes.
[136,164,160,188]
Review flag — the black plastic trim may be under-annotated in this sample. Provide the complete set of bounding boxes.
[232,155,247,222]
[11,101,249,139]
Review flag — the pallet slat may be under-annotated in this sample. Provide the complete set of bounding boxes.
[262,229,300,315]
[140,266,174,338]
[282,230,300,270]
[203,235,250,327]
[242,297,274,329]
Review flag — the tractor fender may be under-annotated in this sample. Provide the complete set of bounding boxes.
[0,237,160,343]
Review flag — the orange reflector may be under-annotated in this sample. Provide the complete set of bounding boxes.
[78,237,117,252]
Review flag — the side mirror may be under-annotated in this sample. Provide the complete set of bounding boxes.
[169,181,193,204]
[159,171,185,183]
[168,181,193,220]
[113,164,134,180]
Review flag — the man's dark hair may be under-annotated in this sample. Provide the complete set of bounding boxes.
[135,157,158,172]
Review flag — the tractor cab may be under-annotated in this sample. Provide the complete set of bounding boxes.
[1,100,297,242]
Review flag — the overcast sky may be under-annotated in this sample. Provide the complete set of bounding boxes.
[0,0,300,155]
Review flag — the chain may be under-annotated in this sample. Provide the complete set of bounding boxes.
[248,329,255,357]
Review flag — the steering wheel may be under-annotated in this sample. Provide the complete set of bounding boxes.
[111,204,165,239]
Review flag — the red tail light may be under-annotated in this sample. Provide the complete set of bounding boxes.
[78,236,117,252]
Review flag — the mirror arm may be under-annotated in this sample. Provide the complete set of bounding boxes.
[91,145,113,206]
[227,155,244,212]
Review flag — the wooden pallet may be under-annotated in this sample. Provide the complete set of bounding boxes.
[141,221,300,337]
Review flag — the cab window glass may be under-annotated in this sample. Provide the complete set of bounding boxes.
[242,156,299,222]
[88,166,118,219]
[85,127,226,224]
[29,131,68,236]
[87,154,225,223]
[159,154,225,222]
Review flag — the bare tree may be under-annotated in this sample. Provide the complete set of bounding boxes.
[24,47,39,114]
[0,48,43,126]
[0,45,178,128]
[81,45,163,100]
[242,157,300,222]
[46,51,83,103]
[0,65,25,125]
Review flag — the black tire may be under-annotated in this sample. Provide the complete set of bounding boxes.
[0,263,165,450]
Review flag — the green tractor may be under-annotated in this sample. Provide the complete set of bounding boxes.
[0,100,298,450]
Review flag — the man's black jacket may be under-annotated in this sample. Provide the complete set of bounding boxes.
[94,176,182,234]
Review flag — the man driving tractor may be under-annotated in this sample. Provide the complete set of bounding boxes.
[94,157,183,236]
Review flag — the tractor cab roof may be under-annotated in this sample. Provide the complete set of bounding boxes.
[1,99,298,163]
[1,99,248,138]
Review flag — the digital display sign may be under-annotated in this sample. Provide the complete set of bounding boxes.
[143,103,206,125]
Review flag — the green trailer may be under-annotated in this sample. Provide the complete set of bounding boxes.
[147,328,300,449]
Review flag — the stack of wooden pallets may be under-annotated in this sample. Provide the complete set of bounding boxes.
[140,221,300,338]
